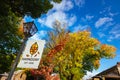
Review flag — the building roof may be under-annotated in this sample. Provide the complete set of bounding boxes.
[93,62,120,78]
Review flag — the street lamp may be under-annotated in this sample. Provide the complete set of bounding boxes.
[23,21,38,38]
[7,21,38,80]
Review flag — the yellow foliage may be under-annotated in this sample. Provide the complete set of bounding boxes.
[93,59,100,69]
[43,28,116,80]
[100,44,116,58]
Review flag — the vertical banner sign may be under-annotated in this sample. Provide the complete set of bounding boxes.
[17,39,45,69]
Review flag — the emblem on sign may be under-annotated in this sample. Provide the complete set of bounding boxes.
[26,42,40,57]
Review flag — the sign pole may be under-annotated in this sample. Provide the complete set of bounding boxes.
[7,38,28,80]
[7,20,38,80]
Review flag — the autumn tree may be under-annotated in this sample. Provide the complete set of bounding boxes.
[0,0,62,73]
[34,21,116,80]
[54,31,116,80]
[28,21,67,80]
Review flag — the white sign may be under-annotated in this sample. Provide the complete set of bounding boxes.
[17,39,45,69]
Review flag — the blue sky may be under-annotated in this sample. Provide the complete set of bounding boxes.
[24,0,120,78]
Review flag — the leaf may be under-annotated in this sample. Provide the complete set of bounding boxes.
[30,42,38,56]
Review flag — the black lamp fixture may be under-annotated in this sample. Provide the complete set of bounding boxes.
[23,21,38,38]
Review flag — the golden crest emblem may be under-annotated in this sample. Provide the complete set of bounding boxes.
[30,42,38,56]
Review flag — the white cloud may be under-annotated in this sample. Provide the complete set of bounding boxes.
[51,0,73,11]
[86,15,94,20]
[98,32,106,38]
[108,24,120,41]
[31,30,47,39]
[95,17,113,28]
[38,0,77,28]
[73,25,90,32]
[99,6,111,14]
[74,0,85,7]
[81,15,94,22]
[109,24,120,35]
[38,12,77,28]
[107,37,112,42]
[45,11,67,28]
[100,22,114,31]
[100,6,118,17]
[82,71,97,80]
[105,22,114,27]
[109,12,118,17]
[68,15,77,26]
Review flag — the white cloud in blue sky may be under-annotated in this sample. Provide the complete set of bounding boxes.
[46,11,67,27]
[51,0,73,11]
[98,32,106,38]
[74,0,85,7]
[38,0,77,28]
[73,24,90,32]
[82,71,98,80]
[85,15,94,20]
[31,30,47,39]
[80,15,94,23]
[95,17,113,28]
[108,24,120,41]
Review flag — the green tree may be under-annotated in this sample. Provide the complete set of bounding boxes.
[0,0,62,73]
[0,11,22,73]
[42,21,116,80]
[0,0,61,18]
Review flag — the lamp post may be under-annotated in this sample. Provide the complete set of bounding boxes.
[7,21,38,80]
